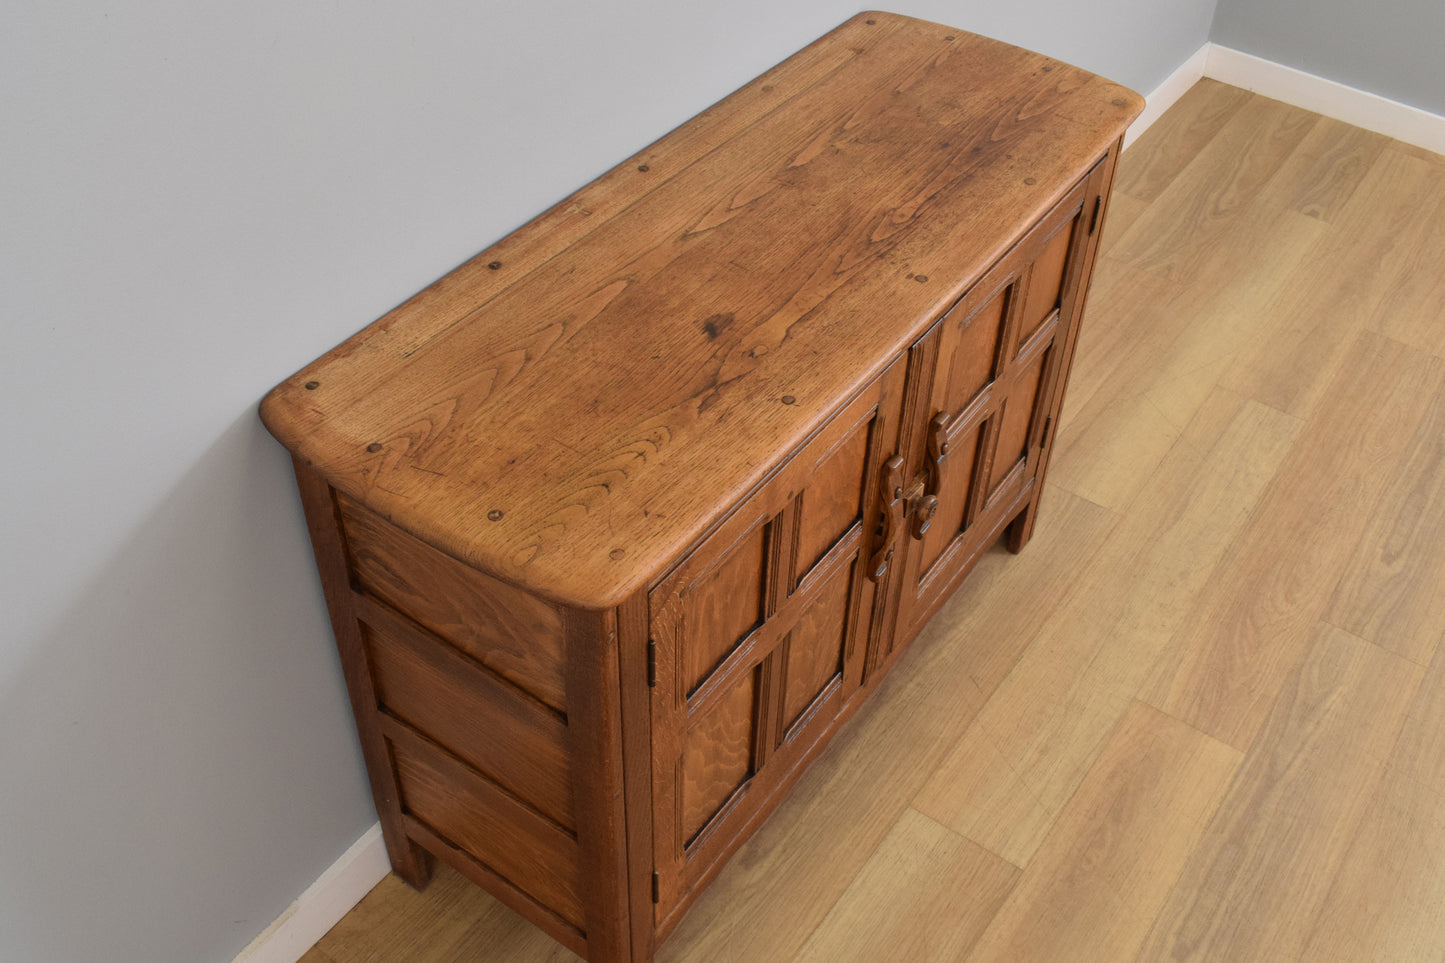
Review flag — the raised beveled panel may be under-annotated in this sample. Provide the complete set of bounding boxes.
[1017,218,1077,348]
[919,420,986,576]
[683,523,768,693]
[988,348,1051,498]
[682,671,758,844]
[782,560,854,737]
[388,726,583,927]
[338,493,567,710]
[360,610,574,830]
[941,288,1008,416]
[795,421,872,577]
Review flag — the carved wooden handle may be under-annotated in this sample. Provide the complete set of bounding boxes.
[911,494,939,539]
[924,411,951,499]
[868,455,905,581]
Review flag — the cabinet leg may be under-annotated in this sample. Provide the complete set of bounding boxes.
[387,835,435,891]
[1005,499,1039,554]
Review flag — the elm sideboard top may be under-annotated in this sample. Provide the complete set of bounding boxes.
[259,11,1142,611]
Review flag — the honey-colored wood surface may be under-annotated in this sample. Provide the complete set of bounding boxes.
[301,82,1445,963]
[259,12,1140,610]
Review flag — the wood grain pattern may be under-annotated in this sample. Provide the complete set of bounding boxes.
[966,701,1240,963]
[1136,623,1423,963]
[1219,147,1445,417]
[794,423,869,577]
[1017,218,1075,344]
[558,607,632,963]
[389,723,584,928]
[794,809,1018,962]
[1112,79,1252,202]
[1299,639,1445,962]
[340,493,568,710]
[260,13,1140,610]
[1108,95,1318,284]
[1300,762,1445,962]
[680,674,757,842]
[781,564,851,735]
[914,388,1297,864]
[680,524,766,694]
[301,863,574,963]
[359,601,573,829]
[1052,135,1326,513]
[1364,150,1445,359]
[1325,380,1445,665]
[1142,332,1443,749]
[1275,116,1390,222]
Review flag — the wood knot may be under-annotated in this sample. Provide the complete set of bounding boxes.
[366,443,382,453]
[701,313,734,340]
[487,509,504,521]
[488,261,502,270]
[610,548,626,560]
[303,381,319,390]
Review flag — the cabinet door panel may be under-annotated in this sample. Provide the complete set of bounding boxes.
[1017,217,1077,347]
[795,424,872,577]
[939,287,1007,416]
[781,558,854,739]
[650,359,906,918]
[917,418,986,576]
[681,524,768,694]
[987,344,1051,501]
[681,670,759,843]
[889,168,1101,653]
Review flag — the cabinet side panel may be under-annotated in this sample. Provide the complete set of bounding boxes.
[359,601,575,830]
[289,458,433,888]
[337,492,568,710]
[387,722,584,927]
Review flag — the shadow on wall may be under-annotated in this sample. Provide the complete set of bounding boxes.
[0,410,375,963]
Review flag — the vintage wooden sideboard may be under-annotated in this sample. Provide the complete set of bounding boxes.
[260,12,1142,962]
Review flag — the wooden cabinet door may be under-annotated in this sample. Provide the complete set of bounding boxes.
[887,165,1107,655]
[648,360,906,921]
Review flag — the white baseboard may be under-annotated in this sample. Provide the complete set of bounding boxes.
[1205,44,1445,156]
[232,823,389,963]
[1126,43,1210,148]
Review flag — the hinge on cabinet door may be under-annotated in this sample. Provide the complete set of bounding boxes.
[1088,195,1103,235]
[652,871,661,903]
[647,639,658,687]
[1040,415,1053,448]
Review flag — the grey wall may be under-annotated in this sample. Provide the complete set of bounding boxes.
[1213,0,1445,117]
[911,0,1219,99]
[0,2,1214,961]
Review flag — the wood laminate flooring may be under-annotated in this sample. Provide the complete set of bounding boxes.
[301,79,1445,962]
